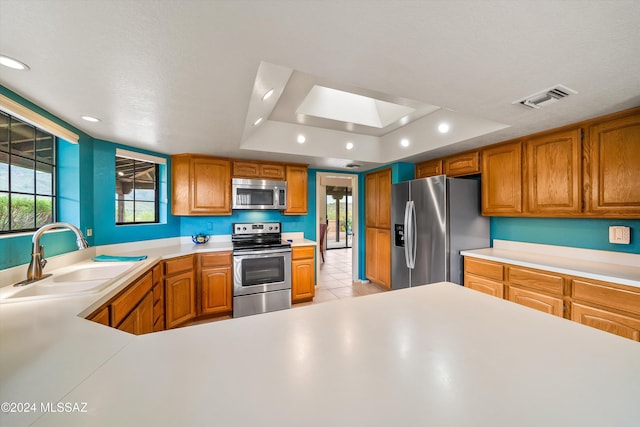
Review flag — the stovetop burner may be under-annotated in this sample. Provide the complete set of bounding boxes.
[232,222,291,252]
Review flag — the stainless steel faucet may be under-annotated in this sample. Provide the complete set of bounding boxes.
[16,222,89,286]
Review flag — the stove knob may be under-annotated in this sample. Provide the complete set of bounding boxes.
[242,227,246,231]
[268,226,273,230]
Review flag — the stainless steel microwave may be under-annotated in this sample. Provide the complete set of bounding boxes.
[232,178,287,210]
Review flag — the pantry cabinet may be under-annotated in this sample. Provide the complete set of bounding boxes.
[284,165,308,215]
[199,252,233,316]
[525,128,582,215]
[164,255,197,329]
[586,110,640,217]
[172,154,232,216]
[291,246,315,303]
[365,227,391,289]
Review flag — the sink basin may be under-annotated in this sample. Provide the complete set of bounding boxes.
[1,262,138,302]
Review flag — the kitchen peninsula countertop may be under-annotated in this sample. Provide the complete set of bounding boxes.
[461,240,640,288]
[1,282,639,426]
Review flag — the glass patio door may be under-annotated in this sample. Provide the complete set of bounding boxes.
[326,186,352,249]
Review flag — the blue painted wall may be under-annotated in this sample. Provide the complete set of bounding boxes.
[491,217,640,254]
[92,139,180,245]
[0,85,96,269]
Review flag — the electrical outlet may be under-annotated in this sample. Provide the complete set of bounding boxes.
[86,228,93,237]
[207,222,212,230]
[609,226,630,244]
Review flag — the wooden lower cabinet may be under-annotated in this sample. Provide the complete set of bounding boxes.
[118,292,154,335]
[87,306,110,326]
[507,286,564,317]
[464,273,504,298]
[571,303,640,341]
[463,255,640,341]
[292,246,315,303]
[199,252,233,316]
[165,255,197,329]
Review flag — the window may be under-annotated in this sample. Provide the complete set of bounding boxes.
[0,111,56,233]
[115,154,159,224]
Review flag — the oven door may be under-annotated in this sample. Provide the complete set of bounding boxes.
[233,248,292,296]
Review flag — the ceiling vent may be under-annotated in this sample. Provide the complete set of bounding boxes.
[514,84,577,109]
[345,163,362,169]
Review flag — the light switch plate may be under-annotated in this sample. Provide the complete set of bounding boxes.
[609,226,630,244]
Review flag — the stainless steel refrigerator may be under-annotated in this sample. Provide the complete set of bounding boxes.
[391,175,489,288]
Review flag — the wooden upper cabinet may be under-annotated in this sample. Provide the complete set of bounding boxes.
[284,165,308,214]
[232,161,285,180]
[444,151,480,177]
[365,168,392,228]
[415,159,443,179]
[481,141,523,215]
[525,128,582,215]
[587,110,640,217]
[172,154,231,216]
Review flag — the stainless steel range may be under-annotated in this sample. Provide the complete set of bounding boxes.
[232,222,292,317]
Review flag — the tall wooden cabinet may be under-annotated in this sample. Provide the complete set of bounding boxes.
[171,154,232,215]
[365,168,392,288]
[586,111,640,216]
[164,255,197,329]
[199,252,233,316]
[291,246,315,303]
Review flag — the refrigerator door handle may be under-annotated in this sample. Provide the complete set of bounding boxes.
[403,201,412,269]
[410,200,417,269]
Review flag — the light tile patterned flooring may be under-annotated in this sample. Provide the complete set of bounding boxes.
[295,247,387,308]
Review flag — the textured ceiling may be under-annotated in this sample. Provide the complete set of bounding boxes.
[1,0,639,171]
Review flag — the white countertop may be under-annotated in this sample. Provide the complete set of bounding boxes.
[462,240,640,288]
[1,282,639,426]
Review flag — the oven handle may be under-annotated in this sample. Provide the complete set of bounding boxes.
[233,248,292,256]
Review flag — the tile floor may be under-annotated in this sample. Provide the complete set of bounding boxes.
[295,247,387,308]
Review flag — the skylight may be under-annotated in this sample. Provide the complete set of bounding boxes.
[296,85,416,129]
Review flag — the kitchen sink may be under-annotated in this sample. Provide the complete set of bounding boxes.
[1,262,138,302]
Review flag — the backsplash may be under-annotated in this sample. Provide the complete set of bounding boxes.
[491,217,640,254]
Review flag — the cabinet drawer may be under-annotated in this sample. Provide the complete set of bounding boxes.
[292,246,315,260]
[507,286,564,317]
[464,258,503,281]
[444,152,480,176]
[111,272,153,326]
[464,273,504,298]
[164,255,194,276]
[508,266,563,296]
[572,303,640,341]
[572,278,640,316]
[200,251,232,267]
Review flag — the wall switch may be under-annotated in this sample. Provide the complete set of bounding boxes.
[609,226,630,244]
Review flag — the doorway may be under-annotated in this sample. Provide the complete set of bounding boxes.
[316,172,358,282]
[325,186,352,250]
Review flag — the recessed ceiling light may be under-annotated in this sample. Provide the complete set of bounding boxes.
[262,89,274,101]
[400,138,410,147]
[297,134,306,144]
[81,116,101,123]
[253,117,263,126]
[0,54,30,70]
[345,142,354,150]
[438,122,450,133]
